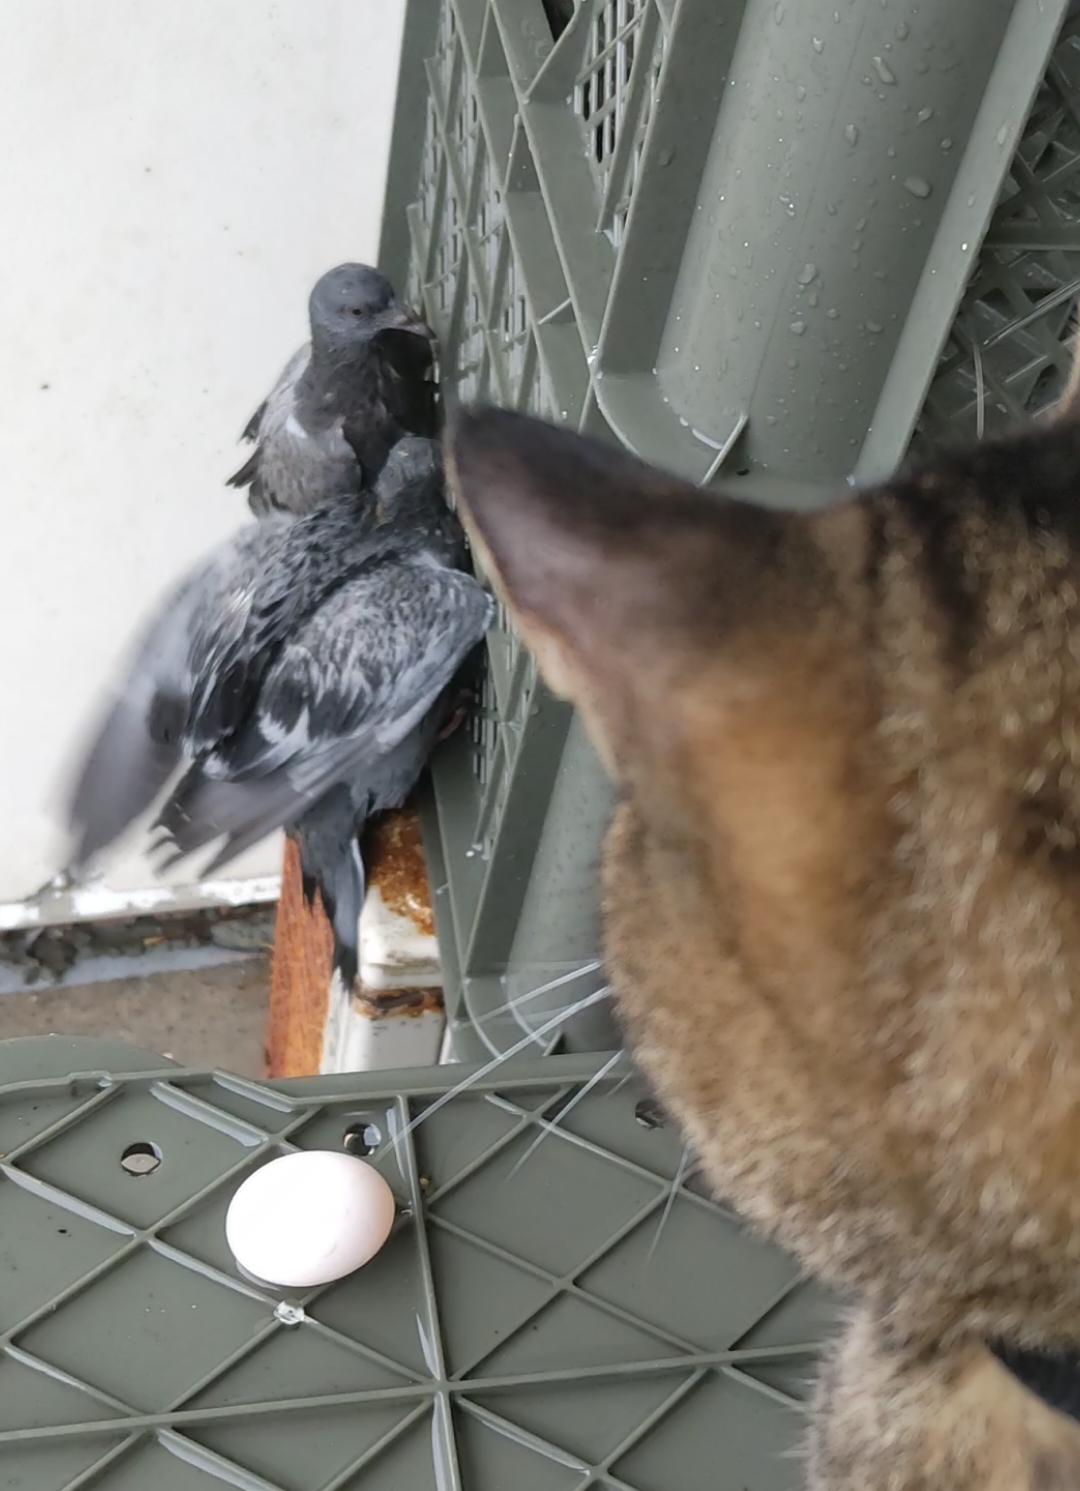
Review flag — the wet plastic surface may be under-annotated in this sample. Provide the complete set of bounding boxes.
[0,1035,836,1489]
[381,0,1080,1059]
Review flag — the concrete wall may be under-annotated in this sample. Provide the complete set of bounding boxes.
[0,0,405,909]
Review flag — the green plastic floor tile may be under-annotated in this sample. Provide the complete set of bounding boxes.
[0,1037,836,1490]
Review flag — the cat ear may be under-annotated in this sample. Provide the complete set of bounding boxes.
[446,407,839,779]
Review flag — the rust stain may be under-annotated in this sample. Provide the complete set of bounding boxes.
[362,806,435,937]
[352,986,445,1020]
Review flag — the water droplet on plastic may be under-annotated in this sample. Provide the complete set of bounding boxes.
[961,241,969,252]
[826,201,838,215]
[915,59,928,73]
[788,356,799,369]
[808,290,819,307]
[886,145,896,158]
[865,320,883,333]
[275,1302,306,1327]
[774,0,785,19]
[852,237,863,252]
[916,106,933,124]
[903,175,931,198]
[855,216,867,231]
[896,20,910,38]
[796,85,806,101]
[798,262,818,285]
[996,124,1009,146]
[940,137,952,151]
[766,414,777,425]
[827,307,839,319]
[812,36,824,52]
[789,320,806,335]
[844,124,859,145]
[872,56,896,83]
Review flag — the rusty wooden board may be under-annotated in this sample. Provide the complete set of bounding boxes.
[266,805,443,1078]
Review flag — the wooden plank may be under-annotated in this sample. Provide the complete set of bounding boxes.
[265,836,332,1079]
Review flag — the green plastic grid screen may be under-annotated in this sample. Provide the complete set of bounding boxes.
[913,20,1080,450]
[381,0,1080,1060]
[0,1037,834,1490]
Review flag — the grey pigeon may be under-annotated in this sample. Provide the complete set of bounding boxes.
[66,438,492,988]
[68,437,475,860]
[228,263,439,518]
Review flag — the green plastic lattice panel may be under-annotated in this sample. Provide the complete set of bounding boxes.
[0,1036,835,1490]
[381,0,1080,1060]
[910,11,1080,453]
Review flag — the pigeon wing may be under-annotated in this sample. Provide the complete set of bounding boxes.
[155,558,494,874]
[65,566,207,870]
[227,344,316,515]
[65,520,291,870]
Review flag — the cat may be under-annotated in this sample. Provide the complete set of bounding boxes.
[445,349,1080,1490]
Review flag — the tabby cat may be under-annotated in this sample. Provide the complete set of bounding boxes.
[446,356,1080,1489]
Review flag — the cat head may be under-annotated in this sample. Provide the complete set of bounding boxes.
[445,358,1080,1340]
[445,406,879,920]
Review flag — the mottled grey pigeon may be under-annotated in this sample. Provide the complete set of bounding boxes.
[228,263,439,517]
[65,438,492,988]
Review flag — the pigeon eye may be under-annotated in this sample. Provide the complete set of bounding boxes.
[348,306,366,318]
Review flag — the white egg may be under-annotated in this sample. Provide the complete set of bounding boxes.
[225,1150,396,1288]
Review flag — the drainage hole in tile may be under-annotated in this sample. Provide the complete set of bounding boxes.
[342,1121,382,1157]
[121,1141,162,1176]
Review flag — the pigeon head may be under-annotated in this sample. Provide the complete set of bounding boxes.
[309,263,428,350]
[374,437,444,517]
[377,437,442,493]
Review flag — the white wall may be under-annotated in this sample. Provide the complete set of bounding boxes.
[0,0,406,909]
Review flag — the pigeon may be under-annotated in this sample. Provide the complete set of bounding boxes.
[65,438,492,987]
[228,263,439,518]
[159,437,492,983]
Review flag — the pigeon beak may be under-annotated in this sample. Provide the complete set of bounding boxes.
[385,303,435,341]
